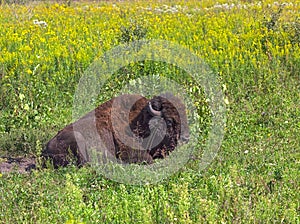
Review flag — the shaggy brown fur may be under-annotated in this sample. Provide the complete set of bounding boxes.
[42,93,189,167]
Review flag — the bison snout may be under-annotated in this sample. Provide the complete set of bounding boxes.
[181,134,190,143]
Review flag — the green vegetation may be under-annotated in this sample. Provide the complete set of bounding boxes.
[0,0,299,223]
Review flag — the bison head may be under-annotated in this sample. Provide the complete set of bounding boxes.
[129,93,190,160]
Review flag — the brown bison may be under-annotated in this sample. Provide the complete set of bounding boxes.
[42,93,190,167]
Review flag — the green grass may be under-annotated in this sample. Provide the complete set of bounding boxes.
[0,0,299,223]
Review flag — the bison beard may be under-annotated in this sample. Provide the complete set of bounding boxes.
[42,94,189,168]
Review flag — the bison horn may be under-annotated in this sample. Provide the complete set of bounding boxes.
[148,102,162,116]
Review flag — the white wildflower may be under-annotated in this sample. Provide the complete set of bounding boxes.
[33,19,47,28]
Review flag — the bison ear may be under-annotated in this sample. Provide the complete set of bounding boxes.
[148,102,162,116]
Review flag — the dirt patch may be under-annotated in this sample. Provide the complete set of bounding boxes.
[0,157,36,174]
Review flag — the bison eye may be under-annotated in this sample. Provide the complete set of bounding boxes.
[166,118,173,127]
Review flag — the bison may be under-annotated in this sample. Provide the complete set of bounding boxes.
[42,93,190,167]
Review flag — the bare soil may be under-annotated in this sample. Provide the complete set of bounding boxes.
[0,157,36,174]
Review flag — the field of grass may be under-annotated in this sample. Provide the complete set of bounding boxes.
[0,0,299,223]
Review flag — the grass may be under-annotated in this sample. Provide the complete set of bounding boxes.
[0,0,299,223]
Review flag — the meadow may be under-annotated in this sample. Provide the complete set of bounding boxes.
[0,0,299,223]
